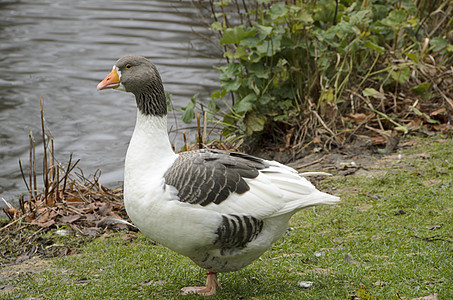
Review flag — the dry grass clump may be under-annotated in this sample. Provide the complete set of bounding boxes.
[1,99,129,233]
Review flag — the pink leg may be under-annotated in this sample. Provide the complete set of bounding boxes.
[181,272,222,296]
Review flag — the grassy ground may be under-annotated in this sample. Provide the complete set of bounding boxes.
[2,137,452,299]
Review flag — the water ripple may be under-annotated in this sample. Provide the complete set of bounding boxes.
[0,0,223,201]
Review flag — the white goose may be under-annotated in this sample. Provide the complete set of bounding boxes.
[97,55,339,296]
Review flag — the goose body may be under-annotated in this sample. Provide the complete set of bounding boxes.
[97,55,339,295]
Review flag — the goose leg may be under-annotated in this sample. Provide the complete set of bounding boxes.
[181,272,222,296]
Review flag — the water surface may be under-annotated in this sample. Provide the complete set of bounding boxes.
[0,0,222,201]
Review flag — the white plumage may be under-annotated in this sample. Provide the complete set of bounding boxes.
[97,55,339,296]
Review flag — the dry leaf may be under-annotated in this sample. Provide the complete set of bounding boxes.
[66,197,84,206]
[82,227,101,237]
[432,123,452,132]
[60,214,81,224]
[97,202,111,216]
[121,233,137,241]
[344,253,360,265]
[5,208,21,216]
[430,108,446,116]
[285,127,295,148]
[422,179,441,187]
[354,203,373,212]
[138,280,167,287]
[308,267,331,274]
[39,219,56,228]
[408,293,438,300]
[85,214,97,222]
[15,254,29,263]
[428,225,441,230]
[409,117,422,129]
[348,113,368,123]
[371,136,387,144]
[401,140,418,147]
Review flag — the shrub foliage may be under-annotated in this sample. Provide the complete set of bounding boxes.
[184,0,453,153]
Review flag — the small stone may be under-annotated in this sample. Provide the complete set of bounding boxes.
[54,229,70,236]
[314,251,323,257]
[297,281,313,288]
[394,209,406,216]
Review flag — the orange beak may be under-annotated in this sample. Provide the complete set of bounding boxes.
[97,68,120,90]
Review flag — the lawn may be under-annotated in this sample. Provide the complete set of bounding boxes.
[3,137,452,299]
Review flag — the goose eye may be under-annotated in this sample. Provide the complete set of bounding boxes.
[125,64,132,69]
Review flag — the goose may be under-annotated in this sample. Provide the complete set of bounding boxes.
[97,55,339,296]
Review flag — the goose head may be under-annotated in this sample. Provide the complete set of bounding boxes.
[97,55,167,116]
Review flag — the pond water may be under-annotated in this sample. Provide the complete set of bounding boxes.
[0,0,222,202]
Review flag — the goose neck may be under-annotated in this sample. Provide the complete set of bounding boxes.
[126,110,176,169]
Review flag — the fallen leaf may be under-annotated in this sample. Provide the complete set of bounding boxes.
[356,286,374,300]
[409,117,422,129]
[337,161,358,169]
[312,136,321,144]
[5,207,21,216]
[113,223,128,230]
[430,108,446,116]
[97,202,111,216]
[308,267,331,274]
[401,140,418,147]
[138,280,167,287]
[408,293,438,300]
[435,138,447,143]
[121,233,137,241]
[432,123,452,132]
[285,127,295,148]
[422,179,441,187]
[85,214,97,222]
[348,113,369,123]
[82,227,101,237]
[344,253,360,265]
[428,225,442,230]
[411,153,430,159]
[66,197,84,205]
[15,254,29,263]
[60,214,81,224]
[371,136,387,144]
[39,219,56,228]
[354,203,373,212]
[338,168,359,176]
[271,253,303,260]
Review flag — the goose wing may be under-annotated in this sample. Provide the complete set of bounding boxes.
[163,149,337,219]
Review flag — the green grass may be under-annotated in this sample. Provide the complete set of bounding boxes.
[4,138,452,299]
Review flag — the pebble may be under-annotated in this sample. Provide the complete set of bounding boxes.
[297,281,314,288]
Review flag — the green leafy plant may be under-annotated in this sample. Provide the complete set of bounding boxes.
[183,0,453,154]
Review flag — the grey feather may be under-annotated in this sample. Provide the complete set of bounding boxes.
[214,214,264,253]
[164,149,269,206]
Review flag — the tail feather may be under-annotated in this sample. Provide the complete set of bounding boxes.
[274,190,339,217]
